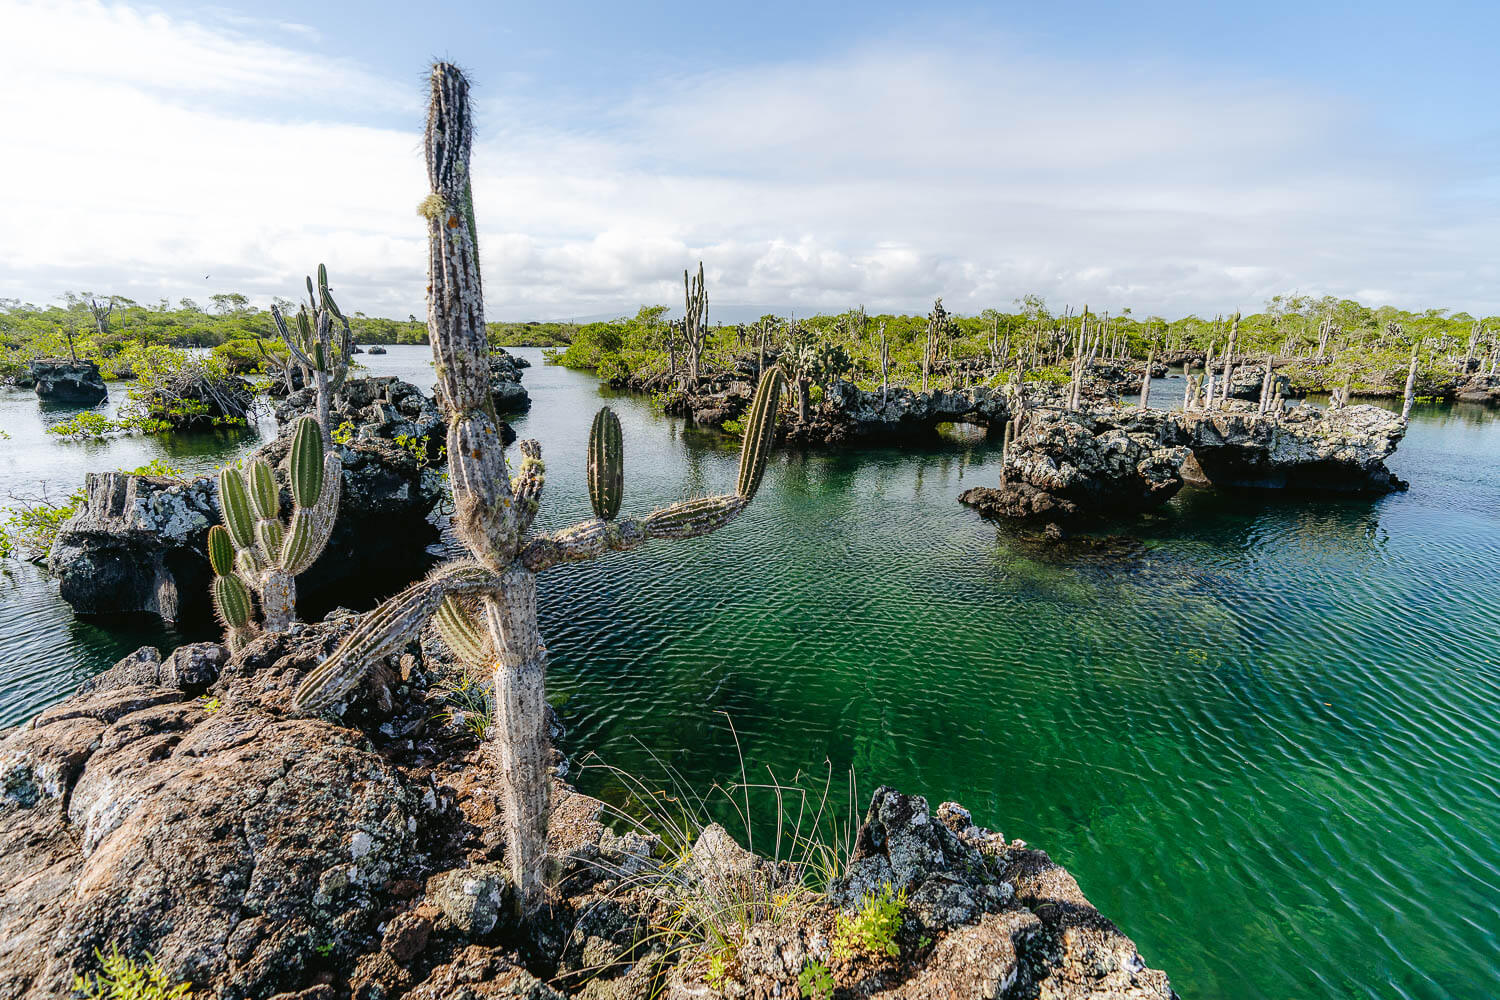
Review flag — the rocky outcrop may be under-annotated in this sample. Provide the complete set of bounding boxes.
[275,376,444,452]
[48,472,220,620]
[1158,402,1408,493]
[1455,372,1500,405]
[0,618,1176,1000]
[961,410,1189,522]
[51,377,446,624]
[30,358,107,405]
[962,400,1408,525]
[366,345,387,355]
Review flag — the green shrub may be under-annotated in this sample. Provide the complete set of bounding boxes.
[831,883,906,961]
[72,944,190,1000]
[797,959,834,999]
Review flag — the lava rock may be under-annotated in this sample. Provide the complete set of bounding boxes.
[30,358,107,405]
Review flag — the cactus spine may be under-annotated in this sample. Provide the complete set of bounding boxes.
[271,263,354,440]
[212,414,342,637]
[293,63,786,914]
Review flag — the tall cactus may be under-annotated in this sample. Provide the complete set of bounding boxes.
[293,63,785,913]
[213,414,342,635]
[271,264,354,439]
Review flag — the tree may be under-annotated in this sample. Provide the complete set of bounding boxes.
[210,292,251,315]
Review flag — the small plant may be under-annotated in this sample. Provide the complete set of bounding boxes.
[797,959,834,1000]
[198,696,221,715]
[48,411,116,440]
[831,884,906,961]
[431,659,494,739]
[331,420,355,446]
[72,944,190,1000]
[128,459,184,479]
[705,948,732,991]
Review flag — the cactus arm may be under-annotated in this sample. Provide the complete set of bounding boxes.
[642,494,749,538]
[280,452,341,575]
[735,366,784,499]
[271,304,316,370]
[328,310,353,394]
[434,594,490,665]
[293,560,502,711]
[510,439,545,536]
[518,493,749,573]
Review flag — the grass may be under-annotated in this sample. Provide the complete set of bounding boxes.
[431,662,494,740]
[561,716,862,994]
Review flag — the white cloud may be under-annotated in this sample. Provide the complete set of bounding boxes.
[0,1,1492,321]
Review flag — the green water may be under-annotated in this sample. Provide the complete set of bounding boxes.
[3,347,1499,998]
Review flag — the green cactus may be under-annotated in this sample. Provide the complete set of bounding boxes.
[292,62,787,915]
[270,264,354,438]
[210,414,342,639]
[208,525,257,652]
[587,407,624,520]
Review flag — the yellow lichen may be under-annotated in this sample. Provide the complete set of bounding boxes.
[417,194,448,219]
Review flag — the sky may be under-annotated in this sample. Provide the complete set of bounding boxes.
[0,0,1495,321]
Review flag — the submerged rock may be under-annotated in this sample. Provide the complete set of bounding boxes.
[30,358,107,405]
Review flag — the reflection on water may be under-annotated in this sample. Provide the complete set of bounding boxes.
[3,347,1499,998]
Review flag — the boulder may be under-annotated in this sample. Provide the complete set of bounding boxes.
[366,345,387,355]
[48,472,219,621]
[30,358,107,405]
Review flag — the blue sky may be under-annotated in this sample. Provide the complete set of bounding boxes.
[1,0,1495,319]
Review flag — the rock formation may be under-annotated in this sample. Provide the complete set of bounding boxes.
[48,472,219,620]
[50,377,448,625]
[1157,402,1408,493]
[962,400,1408,525]
[0,616,1177,1000]
[30,358,107,405]
[960,410,1190,522]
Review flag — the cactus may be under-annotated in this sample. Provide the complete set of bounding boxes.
[208,524,257,652]
[270,264,354,439]
[587,408,624,520]
[293,62,785,914]
[211,414,342,638]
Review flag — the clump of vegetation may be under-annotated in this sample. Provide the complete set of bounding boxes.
[831,884,907,961]
[431,658,493,739]
[797,959,835,999]
[72,944,189,1000]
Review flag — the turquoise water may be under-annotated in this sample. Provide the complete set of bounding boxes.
[3,347,1499,998]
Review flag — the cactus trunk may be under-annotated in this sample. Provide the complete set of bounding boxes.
[262,570,295,633]
[482,569,551,907]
